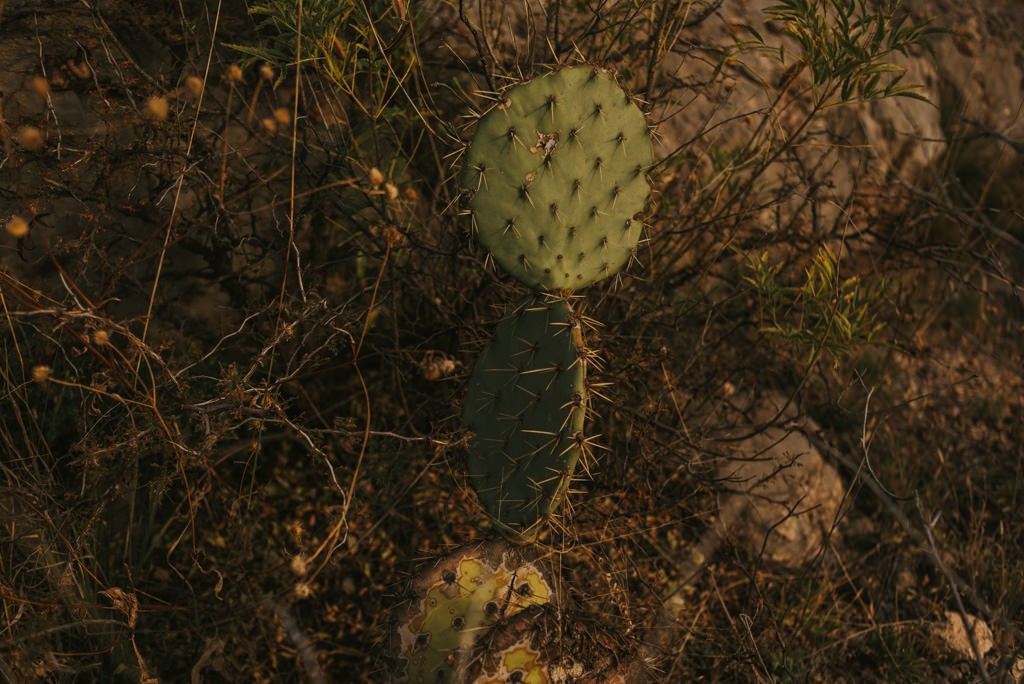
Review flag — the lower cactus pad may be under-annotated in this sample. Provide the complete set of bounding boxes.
[463,296,590,539]
[392,541,553,682]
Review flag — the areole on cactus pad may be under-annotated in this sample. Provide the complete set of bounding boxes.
[462,65,653,291]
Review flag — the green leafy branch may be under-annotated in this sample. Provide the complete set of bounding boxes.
[226,0,415,118]
[743,245,886,367]
[700,1,944,237]
[757,0,945,105]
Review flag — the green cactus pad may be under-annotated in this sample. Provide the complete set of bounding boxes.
[393,542,553,683]
[463,296,589,538]
[463,65,654,291]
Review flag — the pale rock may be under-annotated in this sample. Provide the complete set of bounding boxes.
[936,611,994,660]
[716,392,846,568]
[1011,656,1024,684]
[857,51,946,183]
[653,0,947,228]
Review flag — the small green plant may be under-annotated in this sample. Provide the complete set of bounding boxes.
[758,0,943,105]
[743,245,886,367]
[228,0,415,118]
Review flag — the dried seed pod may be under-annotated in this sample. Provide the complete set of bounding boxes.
[368,167,385,188]
[5,215,30,238]
[143,95,169,122]
[15,126,44,151]
[272,107,291,126]
[29,76,50,97]
[184,75,204,98]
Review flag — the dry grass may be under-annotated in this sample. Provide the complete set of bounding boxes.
[1,0,1021,681]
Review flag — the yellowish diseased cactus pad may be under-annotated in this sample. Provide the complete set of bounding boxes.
[393,542,553,682]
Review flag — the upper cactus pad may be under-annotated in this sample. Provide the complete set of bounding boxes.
[463,296,589,538]
[463,66,653,291]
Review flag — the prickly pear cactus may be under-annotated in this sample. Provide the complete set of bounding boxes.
[464,604,636,684]
[469,616,550,684]
[392,541,553,683]
[462,65,653,291]
[463,296,590,539]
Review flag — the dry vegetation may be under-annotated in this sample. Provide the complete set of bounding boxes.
[1,0,1022,681]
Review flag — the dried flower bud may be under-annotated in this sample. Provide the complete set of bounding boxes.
[5,215,29,239]
[420,353,457,381]
[32,365,51,383]
[16,126,44,151]
[92,330,110,346]
[226,64,244,83]
[261,117,278,135]
[290,554,309,576]
[68,60,91,79]
[368,167,385,188]
[184,75,204,98]
[143,95,169,122]
[272,107,291,126]
[383,226,403,246]
[259,63,275,82]
[385,182,399,201]
[403,187,418,201]
[29,76,50,97]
